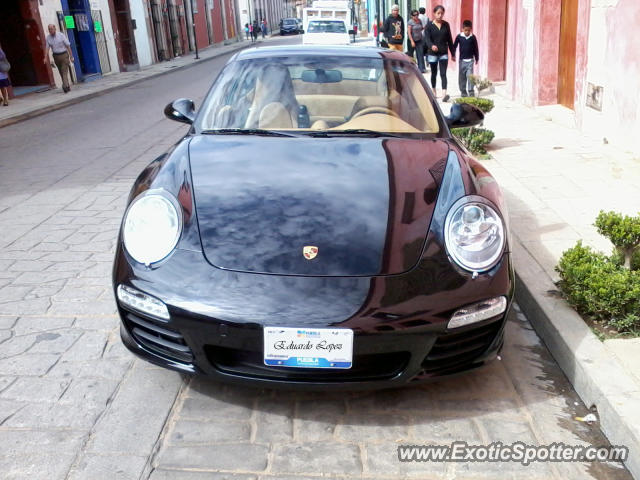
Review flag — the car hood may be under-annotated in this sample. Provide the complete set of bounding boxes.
[188,135,450,276]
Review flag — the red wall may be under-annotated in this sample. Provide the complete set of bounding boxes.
[194,0,209,49]
[211,0,224,43]
[473,0,506,82]
[534,0,561,105]
[460,0,473,25]
[573,0,590,118]
[224,0,236,38]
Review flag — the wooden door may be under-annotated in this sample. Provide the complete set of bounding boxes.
[558,0,578,108]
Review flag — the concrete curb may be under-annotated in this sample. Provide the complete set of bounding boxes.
[513,237,640,478]
[0,40,248,129]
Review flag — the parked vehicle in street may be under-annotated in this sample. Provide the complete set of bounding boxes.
[279,17,302,35]
[113,45,512,389]
[302,19,351,46]
[303,3,353,32]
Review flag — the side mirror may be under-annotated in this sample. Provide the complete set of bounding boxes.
[164,98,196,124]
[348,29,355,35]
[446,103,484,128]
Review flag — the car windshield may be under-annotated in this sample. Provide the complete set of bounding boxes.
[283,19,296,25]
[196,53,441,135]
[308,20,347,33]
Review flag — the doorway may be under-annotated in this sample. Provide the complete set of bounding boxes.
[0,0,51,95]
[65,0,102,79]
[113,0,139,69]
[557,0,578,108]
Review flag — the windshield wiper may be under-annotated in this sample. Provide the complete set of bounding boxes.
[311,129,404,138]
[200,128,298,137]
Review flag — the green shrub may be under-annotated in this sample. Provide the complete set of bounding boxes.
[468,74,493,90]
[454,97,495,114]
[610,314,640,334]
[594,210,640,269]
[452,127,495,155]
[556,241,640,326]
[610,248,640,271]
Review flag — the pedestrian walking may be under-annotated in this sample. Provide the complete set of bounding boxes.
[372,16,379,46]
[249,23,255,43]
[453,20,479,97]
[252,20,259,41]
[408,11,426,73]
[0,44,11,106]
[382,5,405,52]
[424,5,455,101]
[261,19,268,38]
[44,24,74,93]
[418,7,431,71]
[244,23,250,40]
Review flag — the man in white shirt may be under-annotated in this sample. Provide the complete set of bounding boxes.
[44,24,75,93]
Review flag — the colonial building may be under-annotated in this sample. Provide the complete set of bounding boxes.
[1,0,118,94]
[419,0,639,150]
[0,0,248,96]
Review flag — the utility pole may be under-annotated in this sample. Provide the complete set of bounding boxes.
[190,0,200,59]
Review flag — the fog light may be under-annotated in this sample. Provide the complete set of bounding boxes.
[448,296,507,329]
[117,284,170,321]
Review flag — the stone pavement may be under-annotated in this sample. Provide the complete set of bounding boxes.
[147,306,630,479]
[474,85,640,478]
[0,36,638,478]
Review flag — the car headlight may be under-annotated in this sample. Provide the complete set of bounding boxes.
[123,190,182,265]
[444,198,505,272]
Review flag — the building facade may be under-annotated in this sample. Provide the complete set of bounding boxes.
[419,0,639,150]
[0,0,248,96]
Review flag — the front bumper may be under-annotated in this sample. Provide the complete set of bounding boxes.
[117,294,509,390]
[114,244,513,390]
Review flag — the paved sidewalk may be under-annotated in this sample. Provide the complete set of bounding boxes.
[1,42,639,478]
[476,86,640,478]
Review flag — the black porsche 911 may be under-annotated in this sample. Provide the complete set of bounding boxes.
[113,45,514,389]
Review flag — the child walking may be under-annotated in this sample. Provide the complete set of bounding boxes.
[453,20,479,97]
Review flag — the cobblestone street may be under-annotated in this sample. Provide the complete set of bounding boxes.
[0,39,633,480]
[149,305,630,479]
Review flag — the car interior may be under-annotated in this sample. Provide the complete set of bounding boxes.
[200,56,441,134]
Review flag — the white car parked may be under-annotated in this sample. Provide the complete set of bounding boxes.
[302,19,351,46]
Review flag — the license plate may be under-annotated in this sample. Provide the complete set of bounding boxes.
[263,326,353,369]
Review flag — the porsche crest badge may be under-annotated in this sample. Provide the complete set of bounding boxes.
[303,246,318,260]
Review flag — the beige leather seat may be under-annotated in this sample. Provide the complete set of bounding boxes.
[245,64,299,128]
[259,102,294,128]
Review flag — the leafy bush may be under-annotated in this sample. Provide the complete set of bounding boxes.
[611,248,640,271]
[594,210,640,269]
[469,74,493,90]
[556,241,640,333]
[451,127,495,155]
[454,97,495,114]
[610,314,640,334]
